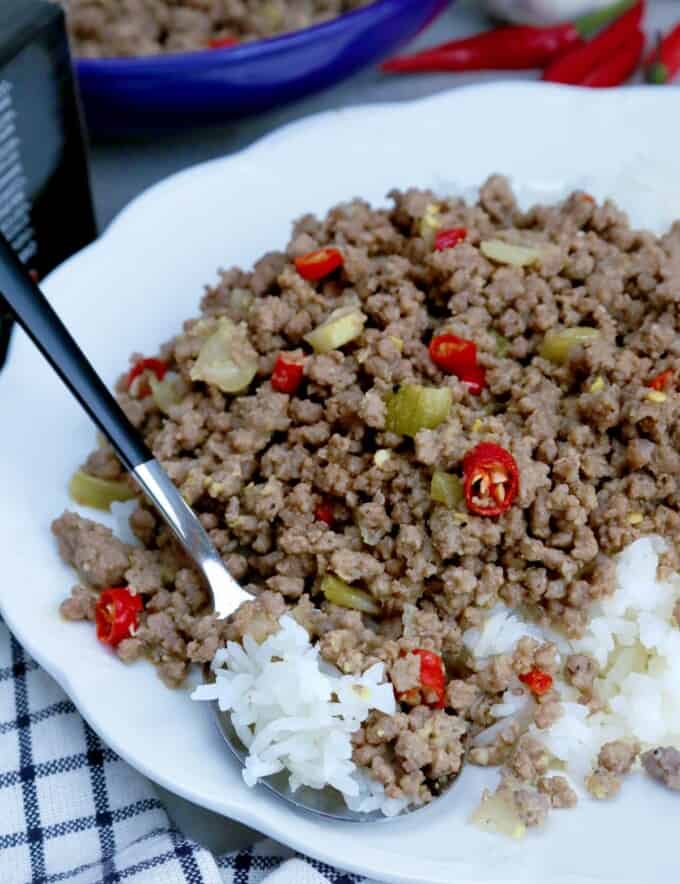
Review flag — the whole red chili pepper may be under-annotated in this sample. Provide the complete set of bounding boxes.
[381,0,635,74]
[295,247,344,282]
[126,358,167,398]
[646,23,680,84]
[463,442,519,517]
[434,227,467,251]
[580,28,644,87]
[519,669,553,696]
[542,0,643,84]
[647,368,673,391]
[271,354,304,394]
[95,588,142,647]
[397,649,446,709]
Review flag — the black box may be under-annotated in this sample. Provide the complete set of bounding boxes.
[0,0,97,367]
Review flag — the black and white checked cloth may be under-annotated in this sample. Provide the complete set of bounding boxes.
[0,618,379,884]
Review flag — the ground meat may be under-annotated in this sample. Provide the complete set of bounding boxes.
[353,706,466,805]
[565,653,598,696]
[58,0,374,58]
[585,769,621,800]
[507,735,551,784]
[641,746,680,791]
[52,512,130,588]
[59,584,98,621]
[511,787,550,827]
[537,775,578,809]
[597,740,639,775]
[53,178,680,807]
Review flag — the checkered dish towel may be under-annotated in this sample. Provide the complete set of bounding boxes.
[0,618,381,884]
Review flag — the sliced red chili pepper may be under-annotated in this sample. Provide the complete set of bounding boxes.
[429,334,477,376]
[434,227,467,251]
[397,649,446,709]
[315,500,334,526]
[95,587,142,647]
[580,28,644,87]
[126,358,167,398]
[294,248,344,282]
[208,36,239,49]
[647,368,673,391]
[646,23,680,84]
[519,668,553,696]
[542,0,643,85]
[381,0,634,74]
[463,442,519,517]
[459,364,487,396]
[271,354,304,394]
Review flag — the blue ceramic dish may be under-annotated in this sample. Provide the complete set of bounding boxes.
[75,0,450,137]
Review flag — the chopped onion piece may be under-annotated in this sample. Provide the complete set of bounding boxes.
[69,470,135,511]
[419,203,441,246]
[385,383,452,437]
[470,790,526,840]
[304,307,367,353]
[149,371,188,415]
[321,575,380,616]
[190,318,258,393]
[430,471,463,508]
[539,327,600,365]
[481,240,543,268]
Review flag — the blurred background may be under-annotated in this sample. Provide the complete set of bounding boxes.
[1,0,678,856]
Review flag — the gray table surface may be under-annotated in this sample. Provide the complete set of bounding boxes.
[87,0,677,860]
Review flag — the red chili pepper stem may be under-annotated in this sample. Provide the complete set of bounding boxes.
[572,0,637,37]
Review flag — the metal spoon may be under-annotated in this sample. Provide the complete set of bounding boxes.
[0,235,461,820]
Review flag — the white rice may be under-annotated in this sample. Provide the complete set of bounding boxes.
[470,536,680,787]
[191,614,406,816]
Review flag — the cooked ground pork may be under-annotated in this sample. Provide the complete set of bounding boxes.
[54,177,680,808]
[585,769,622,801]
[597,740,639,775]
[56,0,373,58]
[641,746,680,791]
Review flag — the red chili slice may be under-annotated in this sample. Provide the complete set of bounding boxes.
[429,334,477,376]
[208,36,239,49]
[397,649,446,709]
[647,368,673,391]
[126,358,167,398]
[294,248,344,282]
[315,500,334,526]
[519,668,553,696]
[434,227,467,251]
[463,442,519,517]
[271,354,304,394]
[95,588,142,647]
[459,364,487,396]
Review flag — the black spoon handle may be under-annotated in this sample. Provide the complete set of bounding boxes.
[0,233,151,471]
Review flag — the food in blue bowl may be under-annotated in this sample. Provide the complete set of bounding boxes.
[59,0,451,137]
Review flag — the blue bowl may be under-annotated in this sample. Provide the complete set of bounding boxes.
[75,0,450,137]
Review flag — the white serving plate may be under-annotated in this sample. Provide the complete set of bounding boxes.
[2,83,680,884]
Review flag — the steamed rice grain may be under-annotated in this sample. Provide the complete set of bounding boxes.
[191,615,403,814]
